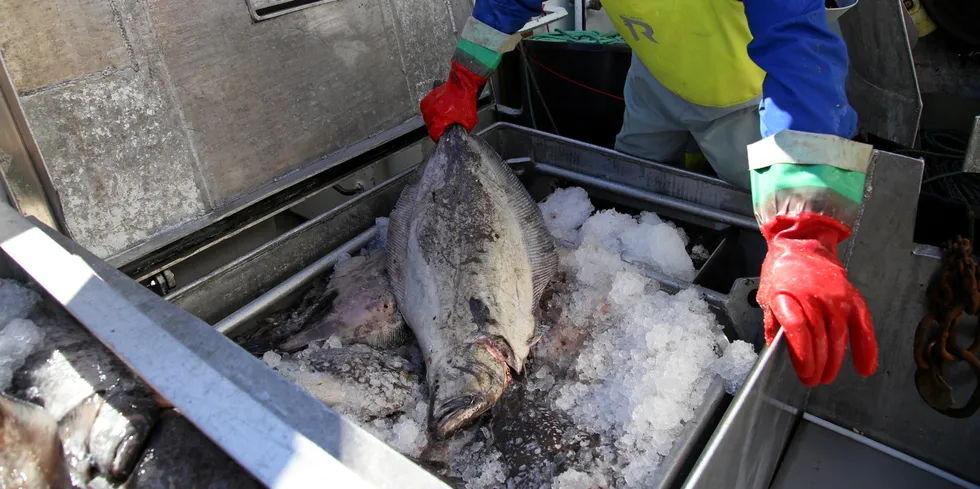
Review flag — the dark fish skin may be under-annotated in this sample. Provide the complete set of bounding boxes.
[119,410,263,489]
[279,249,407,353]
[0,393,71,489]
[237,277,334,355]
[488,380,598,485]
[11,302,159,483]
[386,124,559,440]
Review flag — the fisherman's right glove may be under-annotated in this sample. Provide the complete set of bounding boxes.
[749,130,879,386]
[420,0,540,141]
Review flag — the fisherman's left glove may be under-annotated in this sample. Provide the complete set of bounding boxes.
[421,62,486,142]
[420,0,540,141]
[750,130,879,387]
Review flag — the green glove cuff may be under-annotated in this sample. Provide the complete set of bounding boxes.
[452,38,504,78]
[751,163,866,228]
[747,130,873,228]
[450,16,520,78]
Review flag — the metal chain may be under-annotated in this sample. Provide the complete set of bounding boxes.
[914,236,980,418]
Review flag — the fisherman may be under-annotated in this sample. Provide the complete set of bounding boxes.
[419,0,878,387]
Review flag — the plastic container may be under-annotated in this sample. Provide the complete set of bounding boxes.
[519,36,632,149]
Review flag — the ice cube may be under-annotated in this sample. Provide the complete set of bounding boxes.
[545,218,727,487]
[262,351,282,369]
[712,340,758,394]
[0,318,45,390]
[538,187,595,244]
[580,209,636,250]
[0,279,40,328]
[619,221,696,281]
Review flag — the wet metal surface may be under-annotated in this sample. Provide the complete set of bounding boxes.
[0,54,66,235]
[682,150,977,489]
[0,0,471,262]
[770,415,977,489]
[809,151,980,485]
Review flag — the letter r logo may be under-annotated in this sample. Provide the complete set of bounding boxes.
[621,16,657,43]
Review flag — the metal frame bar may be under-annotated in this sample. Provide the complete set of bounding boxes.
[163,121,759,330]
[680,329,808,489]
[534,163,759,230]
[164,165,415,324]
[478,123,755,220]
[113,105,501,274]
[216,226,378,337]
[246,0,341,21]
[110,116,427,272]
[0,51,68,236]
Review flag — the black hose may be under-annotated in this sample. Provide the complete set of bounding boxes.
[902,129,980,205]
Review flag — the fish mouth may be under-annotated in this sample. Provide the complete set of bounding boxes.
[429,361,506,439]
[431,395,488,440]
[427,344,511,439]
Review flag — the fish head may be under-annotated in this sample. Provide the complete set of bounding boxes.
[427,342,511,440]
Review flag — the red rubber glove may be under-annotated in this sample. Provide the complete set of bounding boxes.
[420,61,486,142]
[758,212,879,386]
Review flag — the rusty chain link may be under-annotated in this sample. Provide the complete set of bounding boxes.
[914,236,980,418]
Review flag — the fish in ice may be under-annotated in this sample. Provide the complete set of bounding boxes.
[265,341,425,422]
[0,392,71,489]
[10,302,160,485]
[386,123,559,439]
[237,275,334,355]
[279,248,407,352]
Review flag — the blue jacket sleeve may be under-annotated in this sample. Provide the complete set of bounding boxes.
[473,0,543,34]
[743,0,858,140]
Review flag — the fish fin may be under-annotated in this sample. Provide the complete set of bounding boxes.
[0,392,71,488]
[57,393,102,485]
[359,318,409,349]
[0,392,60,438]
[239,289,337,355]
[468,132,559,303]
[294,289,338,333]
[386,179,421,305]
[239,338,282,357]
[531,321,551,346]
[279,317,342,353]
[58,392,102,437]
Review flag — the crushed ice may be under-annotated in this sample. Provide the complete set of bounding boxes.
[712,339,757,395]
[0,279,44,391]
[363,217,389,254]
[534,187,757,486]
[0,318,46,391]
[539,187,594,245]
[260,186,758,488]
[263,341,429,458]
